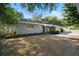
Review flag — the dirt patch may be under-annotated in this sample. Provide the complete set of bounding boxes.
[69,35,79,40]
[0,34,79,56]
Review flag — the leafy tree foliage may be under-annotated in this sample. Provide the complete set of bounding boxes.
[0,3,22,26]
[44,16,62,25]
[41,17,48,24]
[64,3,79,25]
[0,3,57,26]
[20,3,56,12]
[32,13,43,23]
[33,15,62,25]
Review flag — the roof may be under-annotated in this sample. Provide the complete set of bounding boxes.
[18,21,61,27]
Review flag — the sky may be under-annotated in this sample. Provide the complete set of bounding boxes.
[10,3,64,19]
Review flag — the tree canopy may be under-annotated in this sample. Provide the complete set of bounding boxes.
[0,3,57,26]
[32,13,43,22]
[0,3,22,26]
[47,16,62,25]
[20,3,57,12]
[64,3,79,25]
[32,15,62,26]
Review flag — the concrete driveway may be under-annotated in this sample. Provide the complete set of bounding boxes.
[56,30,79,39]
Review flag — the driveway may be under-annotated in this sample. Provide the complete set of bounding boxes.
[56,30,79,39]
[1,34,79,56]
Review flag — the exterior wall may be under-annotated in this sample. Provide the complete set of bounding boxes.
[9,25,16,33]
[9,22,61,35]
[15,23,43,35]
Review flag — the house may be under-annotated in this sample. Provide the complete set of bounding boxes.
[8,21,61,35]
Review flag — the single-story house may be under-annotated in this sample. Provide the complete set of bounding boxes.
[8,21,61,35]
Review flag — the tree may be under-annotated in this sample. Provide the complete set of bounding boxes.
[0,3,57,25]
[41,17,48,24]
[64,3,79,25]
[20,3,58,24]
[32,13,43,23]
[0,3,24,35]
[47,16,58,24]
[0,3,22,26]
[20,3,56,12]
[59,18,69,26]
[37,16,62,26]
[45,16,62,25]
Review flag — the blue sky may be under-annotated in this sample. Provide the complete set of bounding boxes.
[10,3,64,19]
